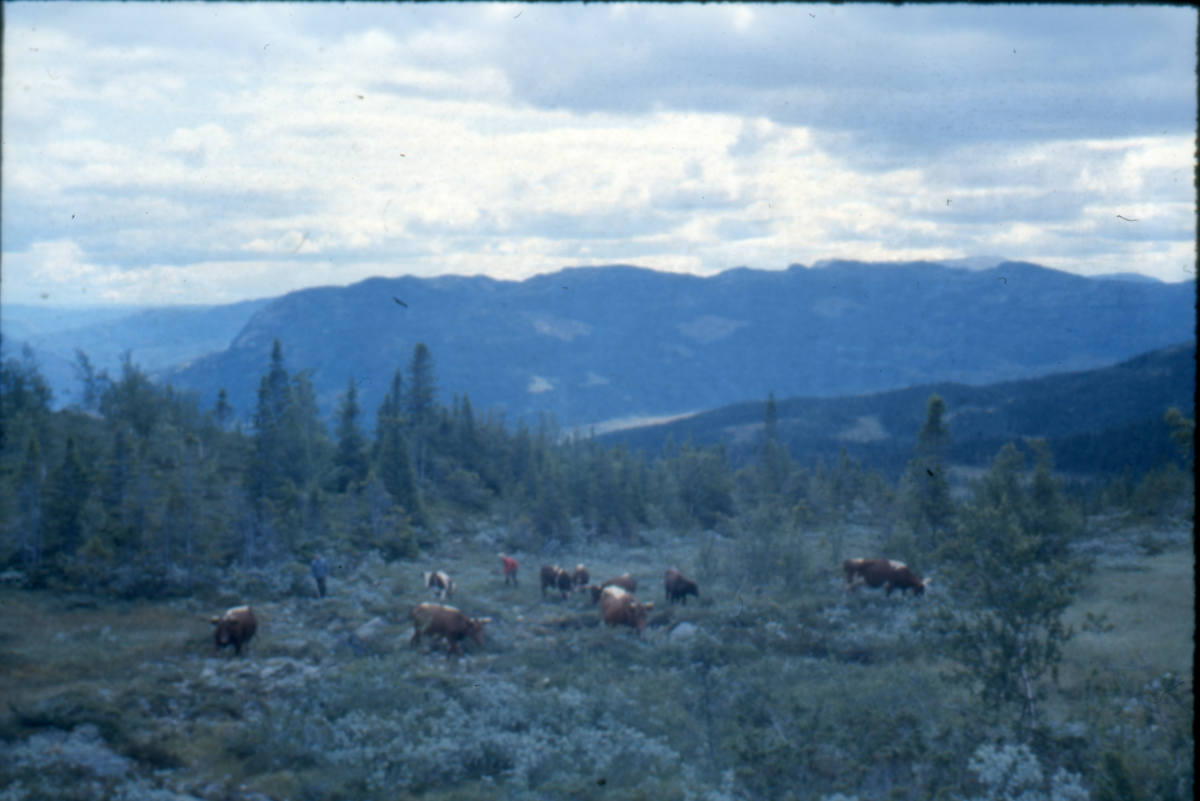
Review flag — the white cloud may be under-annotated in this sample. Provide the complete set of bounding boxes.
[2,3,1195,307]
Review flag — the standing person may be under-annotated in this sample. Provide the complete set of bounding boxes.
[499,553,519,586]
[311,552,329,599]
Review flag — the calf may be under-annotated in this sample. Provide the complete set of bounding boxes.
[588,574,638,605]
[211,606,257,657]
[411,603,491,657]
[423,570,457,600]
[572,564,590,588]
[499,554,520,586]
[843,558,927,597]
[598,586,655,636]
[664,567,699,605]
[540,565,573,599]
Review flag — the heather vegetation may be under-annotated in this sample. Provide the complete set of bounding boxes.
[0,339,1193,801]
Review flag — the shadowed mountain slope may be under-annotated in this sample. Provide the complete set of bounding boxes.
[598,342,1197,479]
[162,261,1194,429]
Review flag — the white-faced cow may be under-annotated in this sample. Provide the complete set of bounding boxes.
[842,558,928,597]
[664,567,699,605]
[540,565,574,599]
[211,606,257,657]
[410,603,491,657]
[588,574,638,605]
[423,570,457,600]
[598,586,655,635]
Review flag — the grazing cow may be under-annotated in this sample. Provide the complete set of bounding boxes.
[588,574,637,604]
[572,564,590,588]
[423,570,457,600]
[598,586,655,636]
[664,567,699,605]
[410,603,491,657]
[843,558,928,597]
[499,554,520,586]
[540,565,573,599]
[211,606,257,657]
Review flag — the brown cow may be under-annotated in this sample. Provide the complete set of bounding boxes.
[211,606,257,657]
[540,565,573,599]
[598,586,655,635]
[843,558,928,597]
[572,564,590,588]
[664,567,699,605]
[588,574,637,604]
[410,603,491,657]
[423,570,457,600]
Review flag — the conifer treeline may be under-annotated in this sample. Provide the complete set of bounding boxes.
[0,339,1190,595]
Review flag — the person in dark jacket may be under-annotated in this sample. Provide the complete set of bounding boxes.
[311,553,330,598]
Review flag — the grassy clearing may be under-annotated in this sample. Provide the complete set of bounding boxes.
[1062,539,1194,689]
[0,519,1193,800]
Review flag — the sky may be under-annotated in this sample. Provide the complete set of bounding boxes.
[2,2,1197,307]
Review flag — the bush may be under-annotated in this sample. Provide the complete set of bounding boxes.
[962,743,1089,801]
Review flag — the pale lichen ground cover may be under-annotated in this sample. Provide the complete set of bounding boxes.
[0,519,1192,800]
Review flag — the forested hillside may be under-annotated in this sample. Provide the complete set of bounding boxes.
[602,342,1197,479]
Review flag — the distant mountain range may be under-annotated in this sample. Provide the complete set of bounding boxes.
[1,260,1193,433]
[1,300,270,405]
[597,343,1196,479]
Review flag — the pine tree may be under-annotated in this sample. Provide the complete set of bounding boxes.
[44,434,91,561]
[17,432,45,569]
[250,340,291,505]
[214,388,232,430]
[406,343,438,485]
[1026,439,1080,561]
[333,377,370,493]
[285,369,331,492]
[374,370,404,449]
[376,394,423,526]
[406,343,438,430]
[1164,407,1195,463]
[73,349,108,411]
[899,394,955,548]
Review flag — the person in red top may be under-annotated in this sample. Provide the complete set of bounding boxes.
[498,553,519,586]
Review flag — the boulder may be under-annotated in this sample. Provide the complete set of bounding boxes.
[670,622,698,642]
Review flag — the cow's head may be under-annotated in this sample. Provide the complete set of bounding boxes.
[211,616,237,645]
[632,601,654,634]
[466,617,491,645]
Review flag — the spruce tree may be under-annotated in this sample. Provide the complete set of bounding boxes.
[376,393,423,526]
[406,343,438,429]
[44,434,91,561]
[250,341,289,502]
[899,394,955,549]
[333,377,370,493]
[17,432,45,569]
[406,343,438,484]
[214,388,232,430]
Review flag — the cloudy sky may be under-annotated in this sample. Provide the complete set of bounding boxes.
[3,2,1196,307]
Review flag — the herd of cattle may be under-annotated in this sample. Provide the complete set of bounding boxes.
[211,556,927,658]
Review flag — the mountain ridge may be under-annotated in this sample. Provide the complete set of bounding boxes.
[596,342,1196,478]
[163,260,1193,428]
